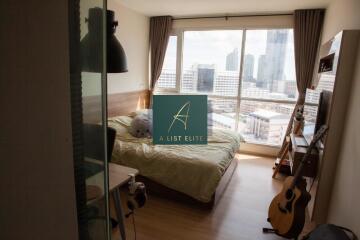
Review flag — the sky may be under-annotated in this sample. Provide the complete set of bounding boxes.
[163,29,296,81]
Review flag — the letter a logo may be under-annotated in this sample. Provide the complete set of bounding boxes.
[168,101,191,133]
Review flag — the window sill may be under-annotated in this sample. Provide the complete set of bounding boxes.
[239,142,280,157]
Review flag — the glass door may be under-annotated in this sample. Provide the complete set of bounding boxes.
[69,0,110,239]
[81,1,110,239]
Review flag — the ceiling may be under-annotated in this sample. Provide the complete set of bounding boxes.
[116,0,332,17]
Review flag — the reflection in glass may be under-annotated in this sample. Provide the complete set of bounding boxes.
[79,1,109,240]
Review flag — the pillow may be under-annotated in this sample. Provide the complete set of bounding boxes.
[108,122,128,137]
[108,116,132,137]
[129,112,153,138]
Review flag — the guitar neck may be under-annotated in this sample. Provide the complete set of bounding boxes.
[289,125,328,189]
[290,148,313,189]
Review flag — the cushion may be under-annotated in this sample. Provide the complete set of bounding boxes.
[129,112,153,138]
[108,116,132,137]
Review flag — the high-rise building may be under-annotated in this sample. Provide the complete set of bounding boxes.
[197,64,215,92]
[243,54,255,82]
[245,110,289,145]
[214,71,239,96]
[181,70,196,92]
[157,69,176,88]
[271,79,297,98]
[256,54,267,87]
[225,48,239,71]
[265,30,288,91]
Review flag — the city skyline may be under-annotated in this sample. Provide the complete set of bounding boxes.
[162,30,296,84]
[257,30,288,91]
[157,67,334,145]
[157,29,333,146]
[168,30,297,80]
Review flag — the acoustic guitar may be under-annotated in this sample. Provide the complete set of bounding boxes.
[266,125,328,239]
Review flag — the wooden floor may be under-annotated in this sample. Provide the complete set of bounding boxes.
[111,154,289,240]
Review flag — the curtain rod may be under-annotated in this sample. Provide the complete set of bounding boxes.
[173,13,293,21]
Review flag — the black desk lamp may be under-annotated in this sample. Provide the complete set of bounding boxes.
[81,8,128,73]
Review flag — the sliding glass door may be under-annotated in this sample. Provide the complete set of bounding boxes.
[69,0,110,239]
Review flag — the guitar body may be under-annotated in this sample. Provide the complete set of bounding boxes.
[266,126,328,239]
[268,176,311,238]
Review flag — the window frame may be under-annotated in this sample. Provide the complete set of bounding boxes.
[155,17,318,151]
[155,30,183,93]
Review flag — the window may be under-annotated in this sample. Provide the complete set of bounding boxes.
[181,30,243,96]
[208,97,238,130]
[157,36,177,89]
[241,30,296,101]
[238,100,294,146]
[155,27,312,147]
[239,29,296,145]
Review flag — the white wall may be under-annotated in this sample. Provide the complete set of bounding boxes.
[321,0,360,42]
[321,0,360,235]
[108,0,150,94]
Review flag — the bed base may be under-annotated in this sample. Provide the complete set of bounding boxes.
[135,157,238,209]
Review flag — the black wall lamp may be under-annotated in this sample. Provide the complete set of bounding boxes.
[81,8,128,73]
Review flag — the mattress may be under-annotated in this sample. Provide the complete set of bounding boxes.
[108,114,242,202]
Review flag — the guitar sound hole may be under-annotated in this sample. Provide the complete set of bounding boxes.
[285,189,294,200]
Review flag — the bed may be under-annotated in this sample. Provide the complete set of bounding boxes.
[108,111,242,208]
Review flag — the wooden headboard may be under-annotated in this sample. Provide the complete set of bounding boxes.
[83,89,150,123]
[108,89,150,117]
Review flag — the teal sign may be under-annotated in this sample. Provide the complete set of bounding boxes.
[153,95,207,145]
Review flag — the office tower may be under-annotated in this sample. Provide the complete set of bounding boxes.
[256,54,267,87]
[197,64,215,92]
[214,71,239,96]
[181,70,196,92]
[265,30,288,91]
[243,54,255,82]
[225,48,239,71]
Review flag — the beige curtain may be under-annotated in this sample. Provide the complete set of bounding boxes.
[149,16,173,91]
[277,9,325,157]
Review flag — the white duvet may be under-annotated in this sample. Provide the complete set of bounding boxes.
[108,115,242,202]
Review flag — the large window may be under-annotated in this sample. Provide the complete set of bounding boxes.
[155,28,324,147]
[239,29,296,145]
[181,30,243,96]
[241,30,296,101]
[238,100,293,145]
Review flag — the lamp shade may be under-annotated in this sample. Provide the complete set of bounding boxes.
[81,8,128,73]
[107,10,128,73]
